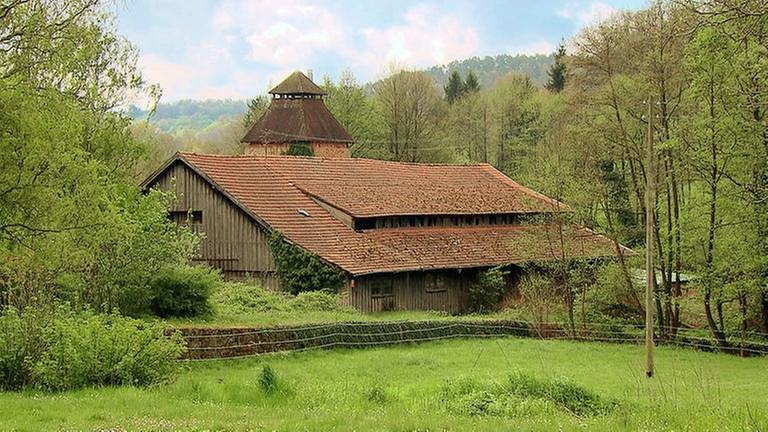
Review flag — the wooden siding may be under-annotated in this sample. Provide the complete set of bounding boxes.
[351,269,478,314]
[150,161,278,285]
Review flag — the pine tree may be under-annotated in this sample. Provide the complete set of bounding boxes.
[464,71,481,93]
[444,70,465,104]
[545,42,568,93]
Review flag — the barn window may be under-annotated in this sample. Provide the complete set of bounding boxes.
[371,277,394,298]
[168,210,203,225]
[425,273,447,293]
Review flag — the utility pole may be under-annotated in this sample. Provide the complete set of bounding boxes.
[645,95,655,379]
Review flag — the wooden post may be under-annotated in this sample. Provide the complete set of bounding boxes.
[645,96,655,379]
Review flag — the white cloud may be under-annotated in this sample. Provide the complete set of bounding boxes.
[217,0,344,67]
[557,1,617,27]
[135,1,484,101]
[350,4,480,77]
[507,40,557,56]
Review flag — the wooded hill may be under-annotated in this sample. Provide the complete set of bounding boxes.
[129,53,554,133]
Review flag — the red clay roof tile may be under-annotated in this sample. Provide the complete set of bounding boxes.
[168,153,626,275]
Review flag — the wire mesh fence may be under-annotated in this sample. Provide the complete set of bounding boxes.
[173,319,768,361]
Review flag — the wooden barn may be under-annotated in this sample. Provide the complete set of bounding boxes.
[142,71,626,313]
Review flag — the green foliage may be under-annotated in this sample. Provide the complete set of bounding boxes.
[290,291,343,312]
[212,282,293,315]
[0,1,200,315]
[444,70,465,104]
[243,96,268,130]
[285,141,314,156]
[582,263,643,320]
[517,273,558,330]
[464,71,481,94]
[441,372,615,418]
[364,384,389,404]
[149,265,220,318]
[426,53,555,89]
[506,372,617,416]
[323,70,380,158]
[258,364,278,394]
[130,99,249,133]
[372,69,447,162]
[0,307,47,390]
[0,307,185,391]
[268,231,346,295]
[468,267,509,313]
[445,70,482,104]
[545,42,568,92]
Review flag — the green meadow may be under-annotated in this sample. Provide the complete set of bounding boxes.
[1,338,766,431]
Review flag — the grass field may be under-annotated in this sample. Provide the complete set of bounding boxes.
[1,338,766,431]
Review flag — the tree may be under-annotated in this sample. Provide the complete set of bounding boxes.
[243,96,269,131]
[374,69,445,162]
[489,74,541,176]
[0,0,199,313]
[323,70,381,158]
[545,42,568,92]
[444,70,465,104]
[464,71,481,94]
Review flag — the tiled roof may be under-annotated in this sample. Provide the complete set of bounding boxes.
[242,98,353,144]
[191,155,567,217]
[156,153,627,275]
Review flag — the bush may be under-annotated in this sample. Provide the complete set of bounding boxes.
[468,266,509,313]
[268,231,346,295]
[284,141,313,156]
[0,307,185,391]
[290,291,345,312]
[149,265,220,318]
[364,383,391,404]
[211,282,292,315]
[440,373,616,418]
[259,364,278,394]
[517,274,558,333]
[507,372,617,416]
[0,307,47,390]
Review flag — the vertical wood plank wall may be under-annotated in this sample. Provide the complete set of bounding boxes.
[150,162,279,289]
[352,270,478,314]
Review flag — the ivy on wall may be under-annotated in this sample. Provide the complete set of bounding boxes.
[267,231,346,294]
[285,141,313,156]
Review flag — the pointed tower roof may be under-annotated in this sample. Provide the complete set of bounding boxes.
[242,71,352,144]
[269,71,327,96]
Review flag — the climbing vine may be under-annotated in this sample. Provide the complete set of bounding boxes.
[268,231,345,294]
[285,141,313,156]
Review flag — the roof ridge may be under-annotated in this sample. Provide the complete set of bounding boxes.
[482,165,572,212]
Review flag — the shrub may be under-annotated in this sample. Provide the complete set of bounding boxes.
[0,307,185,391]
[290,291,345,312]
[507,372,617,416]
[259,364,278,394]
[468,266,509,313]
[285,141,313,156]
[0,307,47,390]
[365,384,389,404]
[149,265,220,318]
[211,282,292,315]
[440,373,616,418]
[268,231,346,294]
[517,274,558,334]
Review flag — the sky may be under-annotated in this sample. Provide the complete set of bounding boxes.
[116,0,647,103]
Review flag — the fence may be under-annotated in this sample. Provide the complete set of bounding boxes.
[176,319,768,360]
